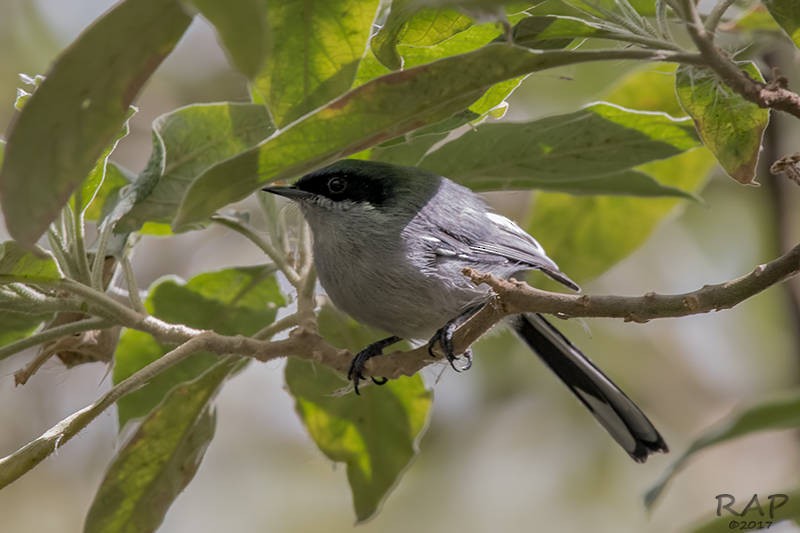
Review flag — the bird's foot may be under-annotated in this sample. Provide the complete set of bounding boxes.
[348,336,401,395]
[428,305,484,372]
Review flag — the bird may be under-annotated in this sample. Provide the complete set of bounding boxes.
[264,159,668,462]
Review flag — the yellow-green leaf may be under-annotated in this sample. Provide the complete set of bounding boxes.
[763,0,800,46]
[676,63,769,185]
[0,0,192,245]
[85,358,237,533]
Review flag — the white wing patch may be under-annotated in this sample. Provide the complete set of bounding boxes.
[485,212,546,254]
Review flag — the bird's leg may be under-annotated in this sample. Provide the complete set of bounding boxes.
[428,304,485,372]
[348,335,402,395]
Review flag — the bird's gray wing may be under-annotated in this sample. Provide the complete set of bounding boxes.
[418,211,579,291]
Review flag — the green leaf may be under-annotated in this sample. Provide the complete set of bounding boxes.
[286,305,430,522]
[372,2,474,69]
[0,0,192,245]
[418,103,699,193]
[116,103,275,233]
[187,0,269,79]
[173,45,655,229]
[509,14,615,45]
[84,161,133,224]
[675,63,769,185]
[645,391,800,509]
[604,63,685,117]
[247,0,381,126]
[526,64,715,282]
[72,109,133,217]
[114,265,284,427]
[732,5,785,34]
[763,0,800,46]
[85,358,237,533]
[0,241,61,283]
[0,308,51,358]
[529,148,713,283]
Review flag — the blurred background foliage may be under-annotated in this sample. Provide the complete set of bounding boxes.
[1,0,799,532]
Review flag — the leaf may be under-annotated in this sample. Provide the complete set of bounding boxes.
[84,161,133,224]
[509,14,616,45]
[285,308,429,522]
[0,306,51,358]
[247,0,381,126]
[418,103,699,193]
[731,5,785,34]
[173,44,652,229]
[72,109,134,217]
[372,1,474,69]
[0,0,192,245]
[763,0,800,46]
[526,64,715,282]
[529,149,713,283]
[0,241,61,282]
[645,391,800,509]
[85,358,237,533]
[675,63,769,185]
[114,265,284,427]
[116,103,275,233]
[187,0,269,79]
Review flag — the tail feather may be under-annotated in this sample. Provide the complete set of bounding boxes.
[510,313,668,462]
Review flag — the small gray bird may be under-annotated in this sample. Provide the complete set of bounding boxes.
[265,159,667,462]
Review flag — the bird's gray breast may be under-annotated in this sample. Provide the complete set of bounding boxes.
[310,208,487,339]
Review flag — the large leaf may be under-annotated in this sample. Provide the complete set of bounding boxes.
[85,161,133,224]
[763,0,800,46]
[418,102,699,194]
[286,307,430,522]
[372,1,474,69]
[527,65,714,282]
[0,0,192,245]
[113,265,284,427]
[0,241,61,283]
[247,0,381,126]
[645,391,800,509]
[85,358,236,533]
[675,63,769,185]
[188,0,269,79]
[173,44,673,229]
[72,110,133,217]
[116,103,275,233]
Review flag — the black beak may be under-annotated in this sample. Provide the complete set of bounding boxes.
[262,185,311,201]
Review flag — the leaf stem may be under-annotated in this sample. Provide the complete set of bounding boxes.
[0,316,111,361]
[210,214,302,286]
[120,253,146,314]
[0,334,213,489]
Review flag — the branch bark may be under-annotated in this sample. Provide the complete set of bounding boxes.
[680,0,800,119]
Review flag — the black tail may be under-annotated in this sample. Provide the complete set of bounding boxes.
[510,313,668,462]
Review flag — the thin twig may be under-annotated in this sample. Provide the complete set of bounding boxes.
[680,0,800,119]
[211,214,301,286]
[90,221,114,290]
[0,334,214,490]
[0,317,111,361]
[69,205,92,285]
[704,0,737,38]
[120,254,146,314]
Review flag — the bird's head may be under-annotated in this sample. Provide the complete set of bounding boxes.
[263,160,441,223]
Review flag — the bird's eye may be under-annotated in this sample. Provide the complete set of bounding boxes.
[327,177,347,194]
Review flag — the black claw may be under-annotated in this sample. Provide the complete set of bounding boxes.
[428,305,484,373]
[348,336,401,395]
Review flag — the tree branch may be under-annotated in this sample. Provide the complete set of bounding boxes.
[680,0,800,119]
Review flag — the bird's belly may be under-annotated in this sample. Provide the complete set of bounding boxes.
[317,259,486,339]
